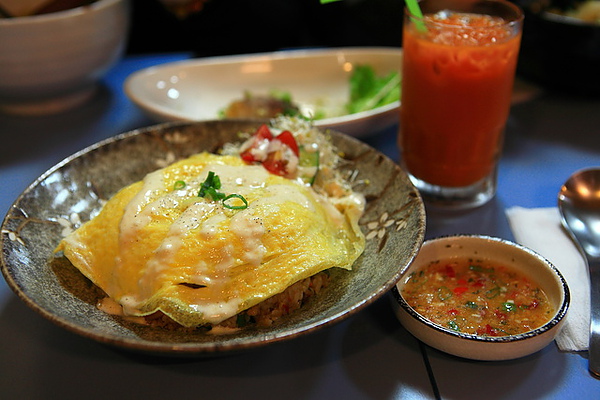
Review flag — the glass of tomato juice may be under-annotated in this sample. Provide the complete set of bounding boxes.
[399,0,523,208]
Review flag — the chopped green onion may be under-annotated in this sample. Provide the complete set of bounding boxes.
[213,174,222,189]
[501,302,516,312]
[199,171,219,197]
[173,180,186,190]
[203,186,226,201]
[199,171,225,200]
[198,171,248,210]
[223,194,249,210]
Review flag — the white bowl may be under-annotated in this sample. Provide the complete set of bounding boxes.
[124,47,402,137]
[0,0,130,115]
[392,235,570,361]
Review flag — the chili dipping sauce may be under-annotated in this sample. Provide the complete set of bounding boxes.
[401,258,555,337]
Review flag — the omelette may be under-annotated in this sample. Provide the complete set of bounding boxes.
[56,119,366,328]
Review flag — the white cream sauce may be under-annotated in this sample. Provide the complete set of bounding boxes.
[229,213,266,266]
[97,297,147,324]
[188,298,243,325]
[121,169,166,231]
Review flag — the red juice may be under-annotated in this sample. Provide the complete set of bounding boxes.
[400,9,522,187]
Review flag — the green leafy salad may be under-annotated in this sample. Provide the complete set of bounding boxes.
[346,64,401,114]
[221,64,401,121]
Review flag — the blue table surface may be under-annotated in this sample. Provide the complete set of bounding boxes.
[1,52,599,400]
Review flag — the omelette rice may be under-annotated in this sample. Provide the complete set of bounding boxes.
[55,117,366,329]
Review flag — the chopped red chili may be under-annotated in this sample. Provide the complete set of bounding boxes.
[453,286,469,296]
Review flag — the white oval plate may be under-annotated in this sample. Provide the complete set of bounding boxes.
[124,47,402,137]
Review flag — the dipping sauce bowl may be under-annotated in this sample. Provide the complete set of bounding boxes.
[392,235,570,361]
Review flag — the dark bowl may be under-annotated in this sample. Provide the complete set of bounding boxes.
[0,119,425,356]
[517,0,600,96]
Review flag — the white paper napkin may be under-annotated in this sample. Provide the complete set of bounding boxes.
[505,206,590,352]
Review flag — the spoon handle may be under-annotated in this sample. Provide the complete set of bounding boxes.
[590,260,600,378]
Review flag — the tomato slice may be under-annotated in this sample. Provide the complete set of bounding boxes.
[239,125,300,177]
[275,130,299,156]
[254,124,274,141]
[240,124,273,163]
[262,154,287,176]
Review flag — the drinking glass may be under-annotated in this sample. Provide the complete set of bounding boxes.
[398,0,523,208]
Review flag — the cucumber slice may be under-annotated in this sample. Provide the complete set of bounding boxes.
[299,146,319,185]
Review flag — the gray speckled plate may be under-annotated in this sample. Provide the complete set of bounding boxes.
[0,120,425,356]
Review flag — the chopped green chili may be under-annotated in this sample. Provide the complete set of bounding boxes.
[448,320,460,331]
[465,301,478,309]
[406,270,428,290]
[438,286,453,301]
[469,264,494,274]
[485,286,501,299]
[501,302,516,312]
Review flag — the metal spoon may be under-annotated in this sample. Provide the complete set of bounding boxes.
[558,167,600,378]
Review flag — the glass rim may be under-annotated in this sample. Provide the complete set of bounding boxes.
[405,0,524,27]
